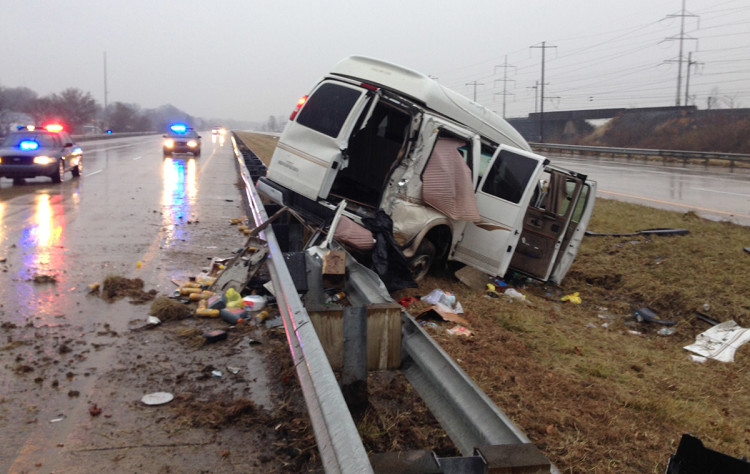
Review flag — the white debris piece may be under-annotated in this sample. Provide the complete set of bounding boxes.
[683,320,750,363]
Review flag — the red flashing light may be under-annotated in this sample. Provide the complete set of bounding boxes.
[360,82,378,91]
[289,95,308,121]
[45,124,64,133]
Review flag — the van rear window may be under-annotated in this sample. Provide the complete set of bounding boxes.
[296,83,362,138]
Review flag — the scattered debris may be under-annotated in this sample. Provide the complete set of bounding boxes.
[212,370,223,378]
[454,265,491,290]
[683,320,750,363]
[88,404,102,417]
[560,292,582,304]
[141,392,174,406]
[50,416,65,423]
[227,366,240,375]
[101,276,157,304]
[446,325,473,337]
[694,311,719,326]
[505,288,531,305]
[397,296,418,308]
[633,307,677,326]
[32,274,57,284]
[149,296,192,321]
[417,306,469,326]
[88,282,100,293]
[744,247,750,254]
[585,228,690,237]
[665,433,750,473]
[657,327,676,336]
[202,330,228,343]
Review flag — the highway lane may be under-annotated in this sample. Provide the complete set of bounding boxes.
[0,132,273,472]
[546,152,750,226]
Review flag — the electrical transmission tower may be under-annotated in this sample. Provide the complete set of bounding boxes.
[530,41,556,142]
[663,0,699,106]
[493,56,515,118]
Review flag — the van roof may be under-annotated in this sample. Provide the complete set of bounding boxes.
[329,56,531,151]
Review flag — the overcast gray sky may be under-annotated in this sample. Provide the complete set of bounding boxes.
[2,0,748,124]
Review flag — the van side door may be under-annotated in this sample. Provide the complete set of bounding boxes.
[266,80,372,201]
[451,145,547,277]
[548,179,597,283]
[508,167,585,282]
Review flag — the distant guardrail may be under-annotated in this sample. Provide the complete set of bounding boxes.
[72,131,159,142]
[530,143,750,167]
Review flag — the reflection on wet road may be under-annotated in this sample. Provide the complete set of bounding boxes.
[161,157,198,246]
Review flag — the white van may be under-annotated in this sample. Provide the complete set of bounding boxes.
[257,56,596,285]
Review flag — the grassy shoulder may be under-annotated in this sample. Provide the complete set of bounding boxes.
[234,130,750,472]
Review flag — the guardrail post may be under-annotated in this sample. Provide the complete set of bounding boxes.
[342,306,369,415]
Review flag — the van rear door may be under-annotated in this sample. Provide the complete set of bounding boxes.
[451,145,547,277]
[266,80,372,201]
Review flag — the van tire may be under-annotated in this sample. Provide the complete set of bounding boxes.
[409,240,435,282]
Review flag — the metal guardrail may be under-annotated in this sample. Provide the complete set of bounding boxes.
[231,135,374,474]
[231,133,558,472]
[530,142,750,166]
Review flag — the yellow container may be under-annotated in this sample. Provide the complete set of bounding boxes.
[180,287,202,295]
[196,308,220,318]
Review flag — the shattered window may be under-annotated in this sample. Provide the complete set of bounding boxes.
[481,149,538,204]
[296,82,362,138]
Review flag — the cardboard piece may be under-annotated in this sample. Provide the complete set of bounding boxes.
[417,306,469,326]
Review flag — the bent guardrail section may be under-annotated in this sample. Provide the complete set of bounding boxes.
[231,135,373,474]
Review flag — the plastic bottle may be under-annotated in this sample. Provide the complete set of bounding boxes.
[255,310,271,322]
[326,291,346,304]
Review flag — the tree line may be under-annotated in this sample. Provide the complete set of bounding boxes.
[0,85,202,136]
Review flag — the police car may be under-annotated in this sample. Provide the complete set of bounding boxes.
[0,124,83,184]
[163,124,201,157]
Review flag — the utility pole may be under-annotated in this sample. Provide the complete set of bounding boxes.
[663,0,698,106]
[103,51,109,130]
[465,80,484,102]
[530,41,556,142]
[493,56,515,118]
[684,52,702,106]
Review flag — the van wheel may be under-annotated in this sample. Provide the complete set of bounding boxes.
[409,240,435,282]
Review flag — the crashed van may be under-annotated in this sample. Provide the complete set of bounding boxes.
[257,56,596,286]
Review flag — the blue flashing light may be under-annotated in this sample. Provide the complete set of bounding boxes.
[170,124,187,133]
[20,140,39,151]
[106,129,112,134]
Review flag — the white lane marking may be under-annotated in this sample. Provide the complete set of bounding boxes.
[85,170,103,177]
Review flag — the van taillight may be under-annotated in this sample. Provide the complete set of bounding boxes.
[289,95,308,120]
[360,82,378,91]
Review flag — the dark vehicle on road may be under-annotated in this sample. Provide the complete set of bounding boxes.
[0,124,83,184]
[163,124,201,157]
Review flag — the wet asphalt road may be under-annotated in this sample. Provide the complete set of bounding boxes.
[0,133,273,472]
[547,152,750,226]
[1,133,240,329]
